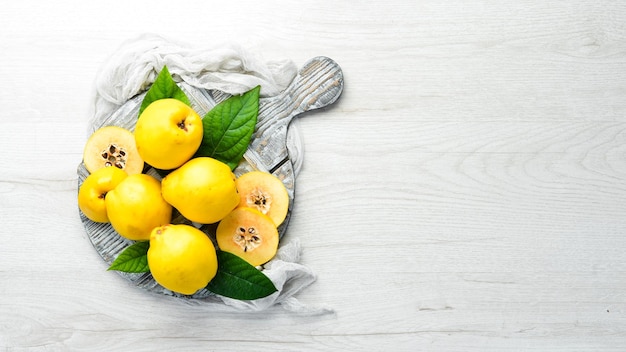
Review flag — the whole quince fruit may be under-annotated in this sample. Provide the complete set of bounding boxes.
[161,157,239,224]
[147,224,218,295]
[78,166,128,223]
[134,99,203,170]
[105,174,172,240]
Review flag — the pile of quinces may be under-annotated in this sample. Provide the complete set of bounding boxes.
[78,98,289,296]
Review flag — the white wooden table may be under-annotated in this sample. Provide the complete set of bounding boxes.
[2,1,626,350]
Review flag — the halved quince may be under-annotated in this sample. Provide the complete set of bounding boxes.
[83,126,144,175]
[235,171,289,226]
[216,207,279,267]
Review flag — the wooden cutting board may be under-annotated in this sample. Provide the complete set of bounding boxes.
[77,56,344,299]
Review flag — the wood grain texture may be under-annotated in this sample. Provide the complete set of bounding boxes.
[1,0,626,351]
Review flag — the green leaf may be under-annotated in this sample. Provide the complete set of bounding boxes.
[195,86,260,170]
[206,250,277,300]
[139,65,191,115]
[108,241,150,273]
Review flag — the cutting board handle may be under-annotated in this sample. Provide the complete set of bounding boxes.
[254,56,344,138]
[245,56,344,172]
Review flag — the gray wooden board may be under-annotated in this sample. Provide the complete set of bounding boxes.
[76,56,344,299]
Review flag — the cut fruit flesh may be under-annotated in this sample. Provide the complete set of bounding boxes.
[235,171,289,226]
[216,207,279,267]
[83,126,144,175]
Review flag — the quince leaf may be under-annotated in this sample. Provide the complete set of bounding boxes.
[195,86,260,170]
[107,241,150,273]
[206,250,277,300]
[139,65,191,115]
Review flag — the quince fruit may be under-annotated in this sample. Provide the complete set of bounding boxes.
[147,224,218,295]
[216,207,279,266]
[105,174,172,241]
[134,99,203,170]
[235,171,290,226]
[78,166,128,223]
[83,126,144,175]
[161,157,239,224]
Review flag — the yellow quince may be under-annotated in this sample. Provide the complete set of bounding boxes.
[147,224,218,295]
[105,173,172,240]
[78,166,128,223]
[161,157,239,224]
[134,99,203,170]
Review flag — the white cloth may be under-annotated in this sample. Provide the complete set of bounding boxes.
[218,239,333,315]
[91,33,297,129]
[90,33,328,314]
